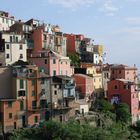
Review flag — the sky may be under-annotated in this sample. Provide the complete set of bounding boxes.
[0,0,140,70]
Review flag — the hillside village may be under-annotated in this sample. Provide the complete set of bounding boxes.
[0,11,140,135]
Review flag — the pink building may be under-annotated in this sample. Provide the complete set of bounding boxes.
[29,50,73,77]
[107,79,139,124]
[74,74,94,99]
[110,64,137,83]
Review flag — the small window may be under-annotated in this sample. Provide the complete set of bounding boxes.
[34,116,38,123]
[53,59,56,64]
[114,85,118,89]
[9,113,12,119]
[19,45,23,50]
[112,70,114,74]
[32,101,37,109]
[61,62,63,64]
[32,90,36,96]
[44,34,47,40]
[8,101,12,108]
[53,70,56,76]
[54,90,57,95]
[20,54,23,59]
[41,78,45,84]
[16,37,18,42]
[2,18,4,23]
[10,36,12,42]
[66,62,67,65]
[6,44,9,49]
[45,59,47,64]
[6,54,9,58]
[32,80,35,85]
[119,70,121,74]
[6,19,8,23]
[54,85,57,88]
[59,85,61,89]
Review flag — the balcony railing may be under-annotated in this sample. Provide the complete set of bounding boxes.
[18,90,26,97]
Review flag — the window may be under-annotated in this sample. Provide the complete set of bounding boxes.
[44,34,47,40]
[54,85,57,88]
[41,78,45,84]
[32,80,35,85]
[8,101,12,108]
[94,78,96,82]
[127,71,129,74]
[9,113,12,119]
[6,19,8,23]
[59,85,61,89]
[19,45,23,50]
[54,90,57,95]
[60,70,62,75]
[6,54,9,59]
[124,85,129,90]
[20,79,24,89]
[53,59,56,64]
[2,18,4,23]
[32,90,36,96]
[45,59,47,64]
[41,52,45,57]
[66,62,67,65]
[53,70,56,76]
[19,54,23,59]
[16,37,18,42]
[20,101,24,111]
[32,101,37,109]
[112,70,114,74]
[114,85,118,89]
[34,116,38,123]
[61,62,63,64]
[119,70,121,74]
[6,44,9,49]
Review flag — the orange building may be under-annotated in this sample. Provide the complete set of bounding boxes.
[64,33,84,54]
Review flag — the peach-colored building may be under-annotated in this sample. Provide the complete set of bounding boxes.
[29,50,73,77]
[110,64,137,83]
[74,74,94,99]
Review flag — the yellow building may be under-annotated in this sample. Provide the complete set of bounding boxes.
[86,66,103,92]
[94,45,103,56]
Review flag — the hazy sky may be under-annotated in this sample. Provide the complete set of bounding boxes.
[0,0,140,70]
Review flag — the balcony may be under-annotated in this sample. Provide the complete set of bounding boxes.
[64,83,75,89]
[55,32,63,36]
[18,90,26,97]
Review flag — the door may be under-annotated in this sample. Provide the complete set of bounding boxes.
[22,116,26,127]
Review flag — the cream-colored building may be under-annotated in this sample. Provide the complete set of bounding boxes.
[86,66,103,92]
[0,32,27,66]
[0,11,16,31]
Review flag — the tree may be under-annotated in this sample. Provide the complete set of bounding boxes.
[115,103,131,123]
[93,99,113,112]
[67,54,80,68]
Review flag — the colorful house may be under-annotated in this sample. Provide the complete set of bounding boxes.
[74,74,94,99]
[107,79,140,124]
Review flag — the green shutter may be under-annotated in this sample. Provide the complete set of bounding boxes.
[32,80,35,85]
[20,79,24,89]
[32,90,36,96]
[20,101,24,111]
